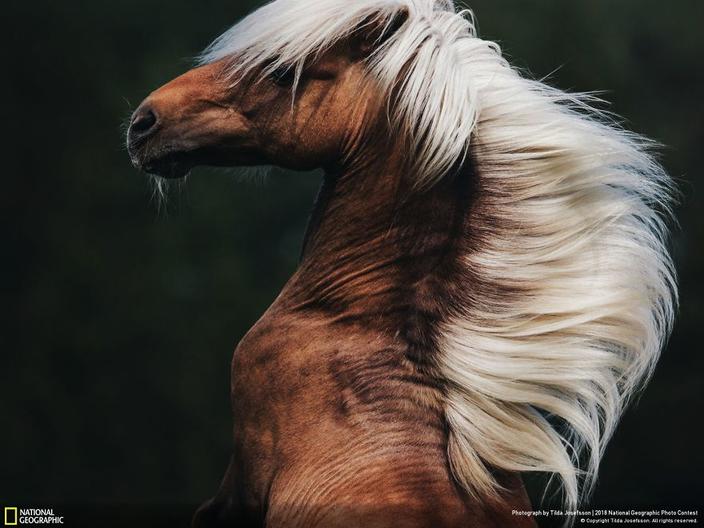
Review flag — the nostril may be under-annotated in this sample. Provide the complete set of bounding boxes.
[130,107,158,136]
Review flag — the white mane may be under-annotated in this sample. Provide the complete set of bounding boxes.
[202,0,677,516]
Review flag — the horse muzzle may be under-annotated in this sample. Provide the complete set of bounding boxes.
[126,101,192,178]
[127,60,262,177]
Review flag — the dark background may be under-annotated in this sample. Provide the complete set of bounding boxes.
[2,0,702,525]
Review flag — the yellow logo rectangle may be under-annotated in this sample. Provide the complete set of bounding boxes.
[4,507,18,526]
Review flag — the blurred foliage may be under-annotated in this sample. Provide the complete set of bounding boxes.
[1,0,702,521]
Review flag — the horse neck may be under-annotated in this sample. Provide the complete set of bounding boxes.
[285,147,473,352]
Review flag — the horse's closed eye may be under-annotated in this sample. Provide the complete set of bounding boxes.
[270,66,296,87]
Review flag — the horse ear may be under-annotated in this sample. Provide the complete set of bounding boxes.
[349,10,409,61]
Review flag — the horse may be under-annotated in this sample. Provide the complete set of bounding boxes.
[126,1,677,526]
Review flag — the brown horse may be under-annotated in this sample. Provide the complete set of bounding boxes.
[127,1,676,527]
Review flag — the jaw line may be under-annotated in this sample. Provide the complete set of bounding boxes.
[131,140,262,178]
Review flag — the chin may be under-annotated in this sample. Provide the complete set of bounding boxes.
[130,146,195,179]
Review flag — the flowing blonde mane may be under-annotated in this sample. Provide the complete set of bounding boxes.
[202,0,677,515]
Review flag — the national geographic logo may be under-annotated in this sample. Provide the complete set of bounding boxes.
[3,508,64,525]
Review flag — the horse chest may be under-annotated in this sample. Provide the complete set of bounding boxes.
[227,309,340,490]
[230,310,331,411]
